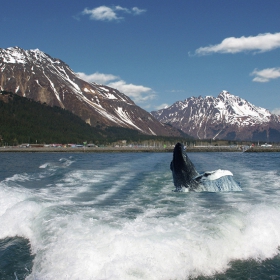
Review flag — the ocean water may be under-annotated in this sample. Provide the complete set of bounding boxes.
[0,151,280,280]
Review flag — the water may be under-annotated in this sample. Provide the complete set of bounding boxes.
[0,152,280,279]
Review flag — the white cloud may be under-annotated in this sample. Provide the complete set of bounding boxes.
[251,67,280,82]
[167,89,185,93]
[82,5,146,21]
[76,71,155,104]
[271,108,280,115]
[154,103,169,110]
[132,7,146,15]
[76,72,119,84]
[115,6,130,13]
[195,32,280,55]
[108,80,155,103]
[82,6,120,21]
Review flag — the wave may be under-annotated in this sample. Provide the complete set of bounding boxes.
[0,236,34,279]
[0,153,280,279]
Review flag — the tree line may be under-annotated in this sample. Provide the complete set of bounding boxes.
[0,91,191,146]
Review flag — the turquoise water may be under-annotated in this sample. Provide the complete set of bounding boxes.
[0,152,280,279]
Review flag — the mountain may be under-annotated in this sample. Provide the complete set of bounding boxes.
[0,91,186,145]
[0,47,183,137]
[151,91,280,141]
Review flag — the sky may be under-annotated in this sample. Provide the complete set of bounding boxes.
[2,0,280,113]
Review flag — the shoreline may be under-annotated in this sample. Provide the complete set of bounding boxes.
[1,146,279,153]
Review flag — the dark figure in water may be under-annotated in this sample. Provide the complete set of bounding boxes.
[170,142,199,191]
[170,142,242,192]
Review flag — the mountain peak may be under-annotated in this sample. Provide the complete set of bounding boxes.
[217,90,234,99]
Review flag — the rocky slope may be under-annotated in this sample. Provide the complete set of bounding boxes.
[0,47,182,137]
[151,91,280,141]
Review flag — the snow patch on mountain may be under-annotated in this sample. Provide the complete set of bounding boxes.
[151,91,280,140]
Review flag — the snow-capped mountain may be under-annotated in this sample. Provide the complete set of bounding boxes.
[0,47,182,136]
[151,91,280,141]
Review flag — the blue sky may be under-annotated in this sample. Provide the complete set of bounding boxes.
[2,0,280,113]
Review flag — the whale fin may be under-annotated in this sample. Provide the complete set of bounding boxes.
[171,143,199,190]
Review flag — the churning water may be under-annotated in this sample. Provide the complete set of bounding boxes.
[0,151,280,279]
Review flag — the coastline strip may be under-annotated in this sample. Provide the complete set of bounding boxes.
[1,146,278,153]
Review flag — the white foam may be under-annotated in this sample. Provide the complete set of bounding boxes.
[0,184,30,217]
[39,158,74,169]
[39,163,50,168]
[1,154,280,279]
[21,201,280,279]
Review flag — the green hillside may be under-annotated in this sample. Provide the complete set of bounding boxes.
[0,91,190,146]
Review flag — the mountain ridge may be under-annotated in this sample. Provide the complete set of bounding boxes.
[0,46,184,137]
[151,91,280,141]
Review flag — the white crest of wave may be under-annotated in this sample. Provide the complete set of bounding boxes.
[15,203,279,279]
